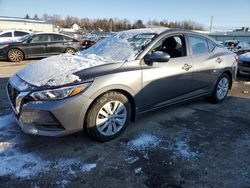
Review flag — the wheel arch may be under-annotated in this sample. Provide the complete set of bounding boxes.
[84,87,137,130]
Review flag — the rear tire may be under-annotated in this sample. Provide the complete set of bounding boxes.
[65,48,76,54]
[8,49,24,62]
[86,91,131,142]
[210,73,230,103]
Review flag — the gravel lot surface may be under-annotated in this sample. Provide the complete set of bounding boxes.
[0,60,249,188]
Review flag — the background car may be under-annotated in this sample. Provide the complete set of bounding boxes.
[80,36,107,50]
[222,40,250,55]
[0,32,82,62]
[0,30,30,43]
[237,52,250,76]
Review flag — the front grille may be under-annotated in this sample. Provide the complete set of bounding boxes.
[242,61,250,67]
[7,83,20,108]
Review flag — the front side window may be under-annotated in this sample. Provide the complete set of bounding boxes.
[31,34,49,43]
[151,35,187,58]
[189,36,209,55]
[0,32,12,37]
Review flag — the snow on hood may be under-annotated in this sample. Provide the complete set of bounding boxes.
[17,28,167,87]
[17,53,111,87]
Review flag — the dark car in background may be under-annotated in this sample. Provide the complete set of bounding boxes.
[237,52,250,76]
[0,33,82,62]
[80,36,107,50]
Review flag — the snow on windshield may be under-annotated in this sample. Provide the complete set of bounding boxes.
[17,28,166,87]
[79,29,158,62]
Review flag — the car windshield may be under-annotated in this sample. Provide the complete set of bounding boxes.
[78,31,156,62]
[18,34,33,42]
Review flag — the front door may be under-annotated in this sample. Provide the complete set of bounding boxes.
[141,34,193,111]
[27,34,49,57]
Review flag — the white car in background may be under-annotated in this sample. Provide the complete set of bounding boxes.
[0,30,30,43]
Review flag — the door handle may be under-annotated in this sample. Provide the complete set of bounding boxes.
[182,64,192,71]
[216,57,223,63]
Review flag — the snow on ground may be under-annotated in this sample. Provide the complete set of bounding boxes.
[0,114,96,179]
[173,139,201,159]
[125,156,139,164]
[81,163,97,172]
[134,167,142,174]
[127,134,161,152]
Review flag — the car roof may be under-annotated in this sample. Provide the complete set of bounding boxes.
[32,32,75,39]
[0,30,30,34]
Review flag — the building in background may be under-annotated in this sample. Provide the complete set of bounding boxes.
[0,16,54,32]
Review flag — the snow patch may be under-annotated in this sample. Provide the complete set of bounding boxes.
[0,150,49,178]
[56,180,69,188]
[125,156,139,164]
[127,134,161,152]
[173,139,200,159]
[81,163,96,172]
[134,167,142,174]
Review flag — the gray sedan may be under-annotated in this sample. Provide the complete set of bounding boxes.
[7,28,237,141]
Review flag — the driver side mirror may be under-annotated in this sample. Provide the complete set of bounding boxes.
[144,51,171,64]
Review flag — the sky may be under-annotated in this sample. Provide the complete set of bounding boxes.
[0,0,250,30]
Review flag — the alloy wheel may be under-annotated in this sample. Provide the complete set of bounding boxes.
[8,49,23,62]
[96,100,127,136]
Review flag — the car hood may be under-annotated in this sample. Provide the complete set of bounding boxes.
[16,53,121,88]
[239,52,250,61]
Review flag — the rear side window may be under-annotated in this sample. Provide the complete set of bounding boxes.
[14,31,29,37]
[31,34,49,43]
[0,32,12,37]
[189,36,209,55]
[50,34,64,42]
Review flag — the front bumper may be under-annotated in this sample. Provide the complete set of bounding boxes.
[7,82,93,136]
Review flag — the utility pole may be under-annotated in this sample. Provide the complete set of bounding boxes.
[209,16,213,33]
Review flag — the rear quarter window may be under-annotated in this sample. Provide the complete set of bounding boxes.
[207,40,216,53]
[189,36,209,55]
[14,31,29,37]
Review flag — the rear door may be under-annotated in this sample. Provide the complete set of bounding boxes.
[47,34,65,55]
[187,34,222,94]
[27,34,49,57]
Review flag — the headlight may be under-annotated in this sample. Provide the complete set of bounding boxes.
[0,44,9,49]
[30,83,91,101]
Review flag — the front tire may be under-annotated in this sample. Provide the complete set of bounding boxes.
[86,91,131,142]
[211,73,230,103]
[8,49,24,62]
